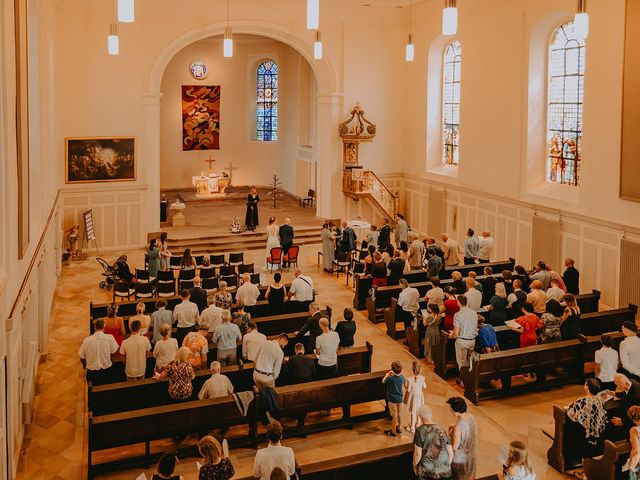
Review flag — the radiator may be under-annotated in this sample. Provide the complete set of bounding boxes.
[21,341,39,424]
[620,238,640,308]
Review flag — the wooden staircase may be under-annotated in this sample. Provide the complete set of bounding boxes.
[342,170,399,221]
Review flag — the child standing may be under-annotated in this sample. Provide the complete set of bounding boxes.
[382,360,406,437]
[404,361,426,432]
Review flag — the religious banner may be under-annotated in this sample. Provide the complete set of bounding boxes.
[182,85,221,150]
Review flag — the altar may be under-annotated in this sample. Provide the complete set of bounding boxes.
[192,173,230,197]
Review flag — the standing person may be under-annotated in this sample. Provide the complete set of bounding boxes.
[198,361,234,400]
[78,318,119,385]
[320,223,336,272]
[119,320,151,381]
[412,405,453,479]
[448,296,478,384]
[214,281,233,310]
[443,287,461,331]
[103,304,126,349]
[477,231,494,263]
[183,325,209,370]
[405,361,426,432]
[334,308,357,349]
[315,318,340,379]
[279,218,295,268]
[408,232,425,270]
[159,231,171,272]
[526,280,547,315]
[487,282,509,325]
[130,302,151,336]
[447,397,477,480]
[253,334,289,388]
[425,277,444,307]
[213,310,242,366]
[151,299,173,344]
[395,213,409,247]
[242,322,267,362]
[371,251,388,287]
[398,279,420,328]
[627,406,640,480]
[252,421,296,480]
[379,218,392,251]
[503,441,536,480]
[154,347,195,401]
[563,258,580,295]
[620,321,640,381]
[507,279,527,318]
[197,436,234,480]
[463,277,482,312]
[538,299,563,344]
[245,186,260,231]
[147,238,161,279]
[201,297,224,333]
[295,303,325,351]
[507,303,542,348]
[426,250,443,279]
[388,250,407,285]
[237,273,260,315]
[426,237,446,266]
[366,225,379,249]
[189,277,208,313]
[423,303,442,363]
[339,221,357,254]
[382,361,406,437]
[442,233,460,267]
[265,216,281,264]
[595,334,619,391]
[172,289,200,345]
[152,452,182,480]
[266,272,287,315]
[560,293,582,340]
[287,269,315,311]
[284,343,316,384]
[481,267,497,306]
[233,302,251,335]
[463,229,479,265]
[153,324,179,373]
[530,261,551,290]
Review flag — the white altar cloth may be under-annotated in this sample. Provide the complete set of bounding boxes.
[192,173,220,196]
[347,220,371,242]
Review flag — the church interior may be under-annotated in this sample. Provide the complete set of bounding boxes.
[2,0,640,478]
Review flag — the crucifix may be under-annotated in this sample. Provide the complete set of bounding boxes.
[205,154,216,173]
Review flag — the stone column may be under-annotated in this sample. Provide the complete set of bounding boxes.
[142,92,163,234]
[316,92,344,220]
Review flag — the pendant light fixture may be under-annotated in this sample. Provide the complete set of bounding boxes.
[307,0,320,30]
[442,0,458,36]
[314,31,323,60]
[117,0,134,23]
[223,0,233,57]
[108,1,119,55]
[574,0,589,41]
[405,0,414,62]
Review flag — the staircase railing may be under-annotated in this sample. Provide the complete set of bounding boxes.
[342,170,398,221]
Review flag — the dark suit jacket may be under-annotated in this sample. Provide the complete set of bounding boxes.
[296,312,328,350]
[189,287,208,313]
[285,354,316,384]
[563,267,580,295]
[279,224,295,249]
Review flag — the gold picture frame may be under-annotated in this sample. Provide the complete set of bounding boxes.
[65,137,136,184]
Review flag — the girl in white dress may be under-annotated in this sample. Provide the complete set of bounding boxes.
[404,361,426,432]
[265,217,281,266]
[503,441,536,480]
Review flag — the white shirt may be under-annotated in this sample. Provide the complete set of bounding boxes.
[620,335,640,377]
[478,236,494,261]
[253,443,296,480]
[201,304,224,332]
[426,287,445,306]
[243,329,267,361]
[464,288,482,312]
[546,286,565,303]
[454,307,479,340]
[119,333,151,378]
[198,373,234,400]
[153,337,178,369]
[595,347,619,383]
[290,275,314,302]
[255,340,284,379]
[172,300,200,328]
[78,331,119,370]
[315,331,340,367]
[398,287,420,312]
[237,281,261,306]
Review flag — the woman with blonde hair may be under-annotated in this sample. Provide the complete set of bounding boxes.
[265,216,281,267]
[152,324,178,373]
[214,281,232,310]
[487,282,509,325]
[103,304,126,348]
[502,440,535,480]
[154,346,195,401]
[130,302,151,336]
[197,435,234,480]
[628,405,640,480]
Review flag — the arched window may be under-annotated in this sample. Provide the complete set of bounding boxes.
[547,21,585,186]
[442,41,461,165]
[256,60,279,142]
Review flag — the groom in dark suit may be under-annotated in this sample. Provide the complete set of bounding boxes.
[279,218,295,268]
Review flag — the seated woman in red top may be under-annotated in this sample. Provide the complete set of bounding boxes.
[508,302,542,347]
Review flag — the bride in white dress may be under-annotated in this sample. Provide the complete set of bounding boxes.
[265,217,281,266]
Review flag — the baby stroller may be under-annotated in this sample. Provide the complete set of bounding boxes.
[96,257,119,290]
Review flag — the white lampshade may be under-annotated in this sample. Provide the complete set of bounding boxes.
[108,34,119,55]
[307,0,320,30]
[405,36,414,62]
[223,38,233,58]
[574,12,589,40]
[442,6,458,36]
[314,31,323,60]
[117,0,134,23]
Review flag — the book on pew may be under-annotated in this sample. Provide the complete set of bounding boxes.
[504,320,519,329]
[223,438,229,458]
[135,474,147,480]
[197,461,202,471]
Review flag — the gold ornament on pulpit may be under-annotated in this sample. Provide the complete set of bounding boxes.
[338,102,377,167]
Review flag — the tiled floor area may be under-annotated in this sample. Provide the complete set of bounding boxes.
[16,232,574,479]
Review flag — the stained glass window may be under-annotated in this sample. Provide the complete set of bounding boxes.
[547,21,585,186]
[256,60,279,142]
[442,41,461,165]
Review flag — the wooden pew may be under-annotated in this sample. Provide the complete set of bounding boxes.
[89,343,373,415]
[583,440,631,480]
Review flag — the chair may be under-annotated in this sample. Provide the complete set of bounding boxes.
[113,280,134,301]
[200,266,216,279]
[250,273,261,285]
[219,265,236,277]
[332,252,351,279]
[156,270,174,283]
[179,279,195,290]
[156,281,176,298]
[357,240,369,253]
[238,263,255,275]
[228,252,244,266]
[347,262,366,287]
[220,275,237,289]
[135,268,151,284]
[210,254,225,269]
[300,189,315,208]
[267,247,283,272]
[170,256,182,270]
[179,268,196,281]
[134,282,154,299]
[283,246,300,269]
[194,255,204,267]
[202,277,219,294]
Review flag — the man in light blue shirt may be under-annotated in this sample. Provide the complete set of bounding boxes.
[449,295,478,380]
[213,310,242,366]
[463,228,479,265]
[151,299,173,344]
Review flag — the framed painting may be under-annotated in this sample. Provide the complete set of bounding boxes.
[182,85,220,150]
[65,137,136,183]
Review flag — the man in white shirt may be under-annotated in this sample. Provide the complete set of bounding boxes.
[463,277,482,311]
[398,279,420,328]
[315,318,340,379]
[119,320,152,380]
[407,232,425,270]
[243,322,267,362]
[441,233,460,267]
[213,310,242,366]
[449,296,478,382]
[253,421,296,480]
[478,231,494,263]
[237,273,261,315]
[288,269,315,309]
[201,297,224,333]
[526,280,547,314]
[79,318,119,385]
[198,361,234,400]
[253,334,289,388]
[595,334,620,390]
[172,289,201,345]
[545,278,565,303]
[620,321,640,381]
